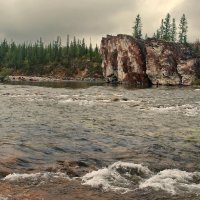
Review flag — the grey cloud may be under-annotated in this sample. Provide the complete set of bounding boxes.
[0,0,139,44]
[0,0,199,45]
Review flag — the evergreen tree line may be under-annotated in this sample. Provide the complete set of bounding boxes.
[133,13,188,44]
[0,36,101,74]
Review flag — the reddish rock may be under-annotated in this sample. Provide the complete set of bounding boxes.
[100,34,149,86]
[101,35,198,86]
[145,38,196,85]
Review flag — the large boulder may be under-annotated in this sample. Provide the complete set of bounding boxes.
[100,35,197,86]
[100,34,149,85]
[145,38,196,85]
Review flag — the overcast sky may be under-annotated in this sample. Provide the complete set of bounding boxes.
[0,0,199,45]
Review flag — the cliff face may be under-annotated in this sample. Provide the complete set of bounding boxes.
[101,35,198,85]
[101,35,149,86]
[145,39,196,85]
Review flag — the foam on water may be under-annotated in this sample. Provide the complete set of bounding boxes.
[3,172,70,182]
[149,104,199,116]
[150,106,177,112]
[58,94,142,106]
[82,161,152,193]
[82,162,200,195]
[59,98,75,103]
[140,169,200,195]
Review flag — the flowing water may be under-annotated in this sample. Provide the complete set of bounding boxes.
[0,82,200,199]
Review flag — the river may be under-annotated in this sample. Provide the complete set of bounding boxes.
[0,82,200,200]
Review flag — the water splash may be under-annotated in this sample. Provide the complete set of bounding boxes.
[3,172,70,183]
[149,104,199,116]
[82,162,200,195]
[82,161,152,193]
[140,169,200,195]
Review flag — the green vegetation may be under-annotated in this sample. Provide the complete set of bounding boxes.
[193,58,200,85]
[0,36,102,79]
[163,13,172,41]
[171,18,177,42]
[132,14,142,39]
[190,40,200,85]
[179,14,188,44]
[132,13,200,85]
[0,67,13,81]
[154,13,187,43]
[192,40,200,56]
[154,17,176,42]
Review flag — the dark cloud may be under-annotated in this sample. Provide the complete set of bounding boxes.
[0,0,139,44]
[0,0,199,45]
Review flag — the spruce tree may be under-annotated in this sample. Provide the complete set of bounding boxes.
[156,30,161,39]
[163,13,171,41]
[0,36,102,75]
[89,38,93,60]
[159,19,164,39]
[171,18,177,42]
[133,14,142,39]
[179,14,188,44]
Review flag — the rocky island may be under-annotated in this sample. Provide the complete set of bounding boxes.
[101,34,200,86]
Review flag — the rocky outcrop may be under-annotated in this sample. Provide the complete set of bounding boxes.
[101,34,149,86]
[145,39,196,85]
[101,34,198,86]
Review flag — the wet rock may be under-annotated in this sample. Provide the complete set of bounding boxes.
[101,35,198,86]
[122,97,128,101]
[106,74,118,83]
[0,179,199,200]
[0,167,11,178]
[2,93,10,96]
[112,97,120,102]
[53,160,97,178]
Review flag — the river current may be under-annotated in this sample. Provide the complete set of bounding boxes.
[0,82,200,199]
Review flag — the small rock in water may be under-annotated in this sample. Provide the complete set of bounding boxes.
[2,93,10,96]
[112,97,120,102]
[122,97,128,101]
[0,167,12,178]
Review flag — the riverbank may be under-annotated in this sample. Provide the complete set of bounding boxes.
[4,76,200,89]
[6,75,104,83]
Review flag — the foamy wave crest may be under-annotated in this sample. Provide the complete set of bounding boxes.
[182,106,199,116]
[150,104,199,117]
[81,161,152,193]
[3,172,70,183]
[139,169,200,195]
[150,106,177,112]
[82,162,200,195]
[59,98,95,106]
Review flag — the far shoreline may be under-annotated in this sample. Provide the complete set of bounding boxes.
[1,75,200,89]
[6,75,105,83]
